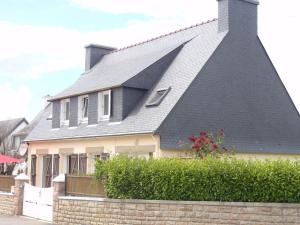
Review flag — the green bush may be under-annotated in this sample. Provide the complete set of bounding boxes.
[95,156,300,203]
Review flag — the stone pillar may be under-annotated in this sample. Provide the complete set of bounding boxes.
[14,173,29,215]
[53,174,65,224]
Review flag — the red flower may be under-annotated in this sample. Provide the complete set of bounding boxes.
[203,138,210,145]
[212,144,218,150]
[192,143,200,149]
[188,136,197,142]
[196,137,203,144]
[200,131,207,136]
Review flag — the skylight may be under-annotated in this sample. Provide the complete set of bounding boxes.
[146,87,171,107]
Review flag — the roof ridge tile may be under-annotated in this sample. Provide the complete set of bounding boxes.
[110,19,218,54]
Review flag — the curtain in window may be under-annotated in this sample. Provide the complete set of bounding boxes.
[43,155,52,188]
[79,154,87,174]
[53,154,60,179]
[103,94,109,115]
[65,102,70,120]
[83,97,88,118]
[31,155,37,186]
[68,154,78,174]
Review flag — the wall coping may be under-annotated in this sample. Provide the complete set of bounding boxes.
[59,196,300,208]
[53,174,65,183]
[15,173,29,181]
[0,191,13,196]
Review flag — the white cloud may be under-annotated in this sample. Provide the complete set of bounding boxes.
[69,0,216,22]
[259,1,300,111]
[0,18,213,80]
[0,83,32,120]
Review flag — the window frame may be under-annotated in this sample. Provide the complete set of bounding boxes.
[61,98,70,125]
[78,95,89,123]
[98,90,111,121]
[67,154,87,175]
[146,87,171,107]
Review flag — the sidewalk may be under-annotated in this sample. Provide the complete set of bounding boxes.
[0,215,53,225]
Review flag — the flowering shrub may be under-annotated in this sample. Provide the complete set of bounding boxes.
[187,129,232,158]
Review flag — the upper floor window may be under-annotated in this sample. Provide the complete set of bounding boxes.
[11,135,19,149]
[79,95,88,122]
[146,87,171,107]
[61,99,70,125]
[99,90,111,121]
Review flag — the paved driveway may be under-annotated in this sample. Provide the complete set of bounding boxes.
[0,215,53,225]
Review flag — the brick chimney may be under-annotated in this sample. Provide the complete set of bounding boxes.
[217,0,259,36]
[85,44,116,71]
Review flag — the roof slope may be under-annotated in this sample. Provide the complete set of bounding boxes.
[25,20,227,141]
[50,20,218,100]
[0,118,27,140]
[14,104,51,137]
[157,34,300,153]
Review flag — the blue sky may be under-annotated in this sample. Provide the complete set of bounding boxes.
[0,0,150,31]
[0,0,299,121]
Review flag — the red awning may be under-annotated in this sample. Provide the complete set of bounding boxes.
[0,154,21,164]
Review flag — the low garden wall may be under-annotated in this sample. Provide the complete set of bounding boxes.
[56,196,300,225]
[0,192,15,215]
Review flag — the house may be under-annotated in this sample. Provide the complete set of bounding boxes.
[0,118,28,156]
[24,0,300,187]
[0,118,28,174]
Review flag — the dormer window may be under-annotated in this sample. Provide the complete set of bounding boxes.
[79,95,88,122]
[99,90,111,121]
[61,99,70,125]
[146,87,171,107]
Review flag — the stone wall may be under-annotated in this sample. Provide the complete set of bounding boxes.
[0,192,15,216]
[57,197,300,225]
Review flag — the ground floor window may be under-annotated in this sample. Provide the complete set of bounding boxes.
[95,152,110,161]
[31,155,37,186]
[67,154,87,174]
[125,152,153,159]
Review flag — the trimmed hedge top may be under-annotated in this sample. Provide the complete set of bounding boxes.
[95,156,300,203]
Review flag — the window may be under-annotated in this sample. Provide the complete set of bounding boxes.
[68,154,78,174]
[67,154,87,174]
[100,152,110,161]
[42,154,60,188]
[78,95,88,122]
[99,90,111,121]
[31,155,37,186]
[146,87,171,107]
[83,97,89,118]
[61,99,70,124]
[11,136,19,149]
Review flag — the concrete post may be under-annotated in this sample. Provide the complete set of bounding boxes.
[53,174,65,223]
[14,173,29,215]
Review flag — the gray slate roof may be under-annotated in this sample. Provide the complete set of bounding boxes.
[14,104,51,138]
[0,118,27,140]
[26,20,227,141]
[50,19,220,100]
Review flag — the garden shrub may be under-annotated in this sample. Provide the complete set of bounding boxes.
[95,156,300,203]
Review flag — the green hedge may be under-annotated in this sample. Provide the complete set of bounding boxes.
[95,156,300,203]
